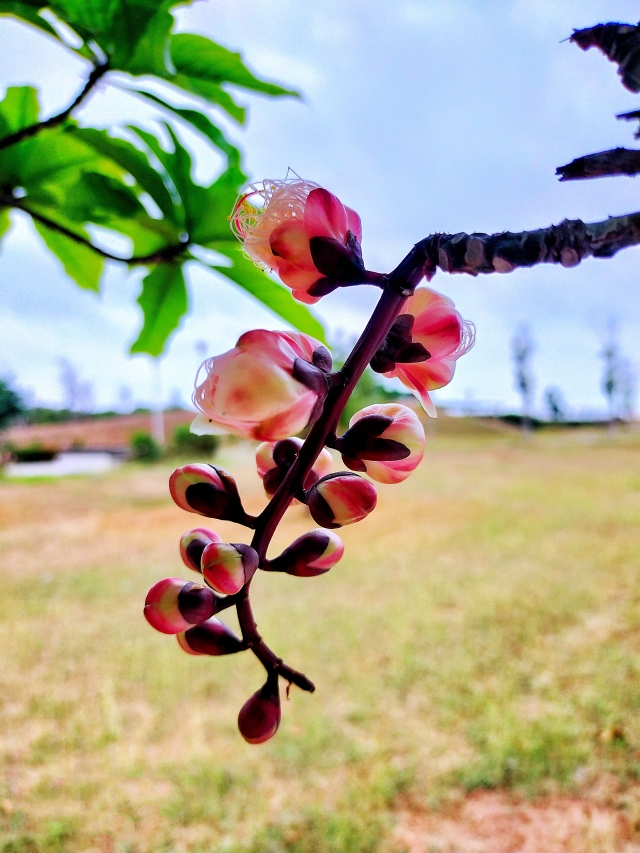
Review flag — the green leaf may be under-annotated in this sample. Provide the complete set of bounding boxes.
[207,243,326,343]
[68,126,179,224]
[170,34,297,98]
[33,219,103,290]
[130,262,187,355]
[0,207,11,243]
[120,88,242,168]
[189,164,246,245]
[0,85,39,140]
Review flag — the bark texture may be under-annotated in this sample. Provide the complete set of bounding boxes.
[571,22,640,93]
[556,148,640,180]
[418,213,640,277]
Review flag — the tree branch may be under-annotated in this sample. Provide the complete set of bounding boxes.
[557,148,640,180]
[570,22,640,93]
[417,211,640,276]
[2,197,187,265]
[0,62,110,152]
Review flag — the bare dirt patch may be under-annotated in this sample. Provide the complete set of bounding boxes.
[394,791,636,853]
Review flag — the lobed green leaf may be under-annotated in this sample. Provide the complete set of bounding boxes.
[130,262,187,355]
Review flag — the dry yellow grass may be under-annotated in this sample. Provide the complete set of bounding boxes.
[0,424,639,852]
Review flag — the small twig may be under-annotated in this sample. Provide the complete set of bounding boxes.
[2,197,188,265]
[557,148,640,180]
[0,61,110,151]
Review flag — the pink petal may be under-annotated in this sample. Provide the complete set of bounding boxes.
[304,188,348,241]
[269,219,315,268]
[274,258,323,290]
[291,288,321,305]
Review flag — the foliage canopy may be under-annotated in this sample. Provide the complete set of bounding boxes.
[0,0,326,356]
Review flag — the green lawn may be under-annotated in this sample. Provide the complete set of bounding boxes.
[0,423,639,852]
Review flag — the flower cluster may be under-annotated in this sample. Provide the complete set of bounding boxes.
[144,178,474,744]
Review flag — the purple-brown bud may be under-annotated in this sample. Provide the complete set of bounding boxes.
[256,437,333,496]
[306,472,377,528]
[169,464,250,523]
[339,403,425,484]
[237,673,281,744]
[177,617,245,656]
[267,529,344,576]
[201,542,259,595]
[144,577,217,634]
[179,527,222,573]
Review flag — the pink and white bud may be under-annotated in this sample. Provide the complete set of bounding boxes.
[372,287,474,417]
[343,403,425,484]
[179,527,223,573]
[191,330,332,441]
[169,464,248,522]
[307,472,377,528]
[256,437,333,496]
[237,674,281,744]
[267,529,344,577]
[177,617,245,656]
[144,578,217,634]
[201,542,259,595]
[231,177,364,304]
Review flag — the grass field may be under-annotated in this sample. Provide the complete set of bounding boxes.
[1,421,639,852]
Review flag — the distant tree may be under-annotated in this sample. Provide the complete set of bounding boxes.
[0,379,24,428]
[619,358,637,422]
[600,322,621,428]
[544,387,565,423]
[512,326,535,435]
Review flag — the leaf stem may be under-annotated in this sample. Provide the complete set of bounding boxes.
[0,61,110,152]
[1,197,188,265]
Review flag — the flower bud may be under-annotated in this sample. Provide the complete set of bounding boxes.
[370,287,474,417]
[144,578,217,634]
[267,529,344,577]
[256,437,333,496]
[231,177,364,304]
[177,617,245,656]
[191,330,332,441]
[179,527,223,573]
[340,403,425,484]
[237,673,281,744]
[201,542,259,595]
[306,472,377,528]
[169,464,249,523]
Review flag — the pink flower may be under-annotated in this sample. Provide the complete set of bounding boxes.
[192,330,332,442]
[237,674,281,744]
[144,578,216,634]
[372,287,474,417]
[256,437,333,496]
[267,529,344,577]
[201,542,259,595]
[307,472,377,528]
[342,403,425,484]
[179,527,222,573]
[177,618,245,656]
[231,177,364,303]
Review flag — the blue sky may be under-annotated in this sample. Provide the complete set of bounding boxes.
[1,0,639,416]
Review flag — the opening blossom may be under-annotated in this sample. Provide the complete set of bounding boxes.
[192,329,332,441]
[231,177,364,304]
[146,174,478,745]
[371,286,475,417]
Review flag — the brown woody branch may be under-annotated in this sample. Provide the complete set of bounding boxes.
[416,212,640,276]
[556,148,640,180]
[1,196,187,265]
[570,22,640,93]
[0,62,110,151]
